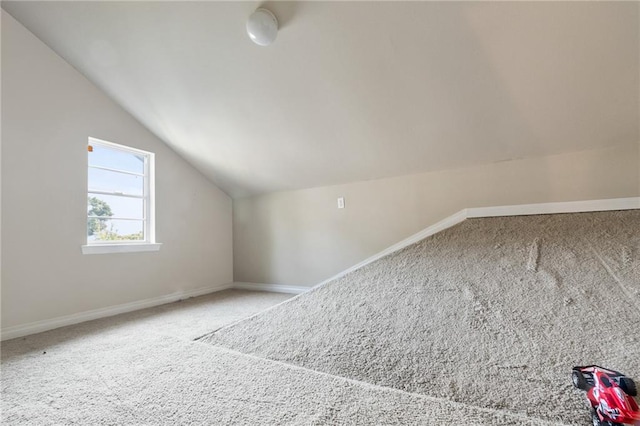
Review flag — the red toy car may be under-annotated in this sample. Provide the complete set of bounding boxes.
[572,365,640,426]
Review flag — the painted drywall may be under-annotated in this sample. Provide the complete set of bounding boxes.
[234,144,640,287]
[1,11,233,330]
[3,2,638,197]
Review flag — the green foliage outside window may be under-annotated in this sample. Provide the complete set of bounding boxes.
[87,196,113,236]
[88,196,143,241]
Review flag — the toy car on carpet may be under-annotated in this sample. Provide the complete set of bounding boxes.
[572,365,640,426]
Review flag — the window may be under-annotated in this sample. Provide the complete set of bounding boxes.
[81,137,160,254]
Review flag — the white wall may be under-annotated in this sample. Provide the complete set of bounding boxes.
[234,144,640,287]
[1,11,233,330]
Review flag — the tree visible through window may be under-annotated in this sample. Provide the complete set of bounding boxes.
[87,196,114,237]
[87,138,155,244]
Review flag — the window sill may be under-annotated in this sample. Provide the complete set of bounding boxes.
[81,243,162,255]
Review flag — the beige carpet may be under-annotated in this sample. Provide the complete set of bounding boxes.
[1,289,558,425]
[4,211,639,425]
[201,210,640,425]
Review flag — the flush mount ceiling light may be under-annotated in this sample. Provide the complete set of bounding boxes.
[247,8,278,46]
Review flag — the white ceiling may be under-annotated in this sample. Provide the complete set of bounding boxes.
[3,1,638,198]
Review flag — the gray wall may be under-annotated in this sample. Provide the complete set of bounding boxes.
[234,144,639,287]
[1,11,233,329]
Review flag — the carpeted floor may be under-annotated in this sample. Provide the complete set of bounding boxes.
[1,289,558,425]
[3,211,639,425]
[201,210,640,425]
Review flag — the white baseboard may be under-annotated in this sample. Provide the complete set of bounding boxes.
[315,209,469,288]
[4,197,637,341]
[225,198,640,317]
[315,197,639,289]
[232,282,309,295]
[466,197,639,218]
[0,282,234,341]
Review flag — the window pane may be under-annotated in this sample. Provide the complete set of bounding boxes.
[88,219,144,241]
[88,144,145,174]
[88,194,143,219]
[88,167,144,196]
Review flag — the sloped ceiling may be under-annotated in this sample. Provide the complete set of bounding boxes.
[3,1,638,198]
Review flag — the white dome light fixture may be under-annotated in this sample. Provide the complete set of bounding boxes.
[247,8,278,46]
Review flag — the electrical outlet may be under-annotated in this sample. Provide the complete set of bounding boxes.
[337,197,345,209]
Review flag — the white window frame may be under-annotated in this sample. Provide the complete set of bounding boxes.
[81,137,161,255]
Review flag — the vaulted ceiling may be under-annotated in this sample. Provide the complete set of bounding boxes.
[3,1,638,197]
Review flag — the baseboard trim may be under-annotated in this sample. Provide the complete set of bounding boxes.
[466,197,639,218]
[233,282,309,295]
[0,282,234,341]
[315,209,469,288]
[315,197,639,289]
[4,198,637,341]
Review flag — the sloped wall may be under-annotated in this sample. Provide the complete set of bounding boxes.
[1,11,233,330]
[234,144,639,286]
